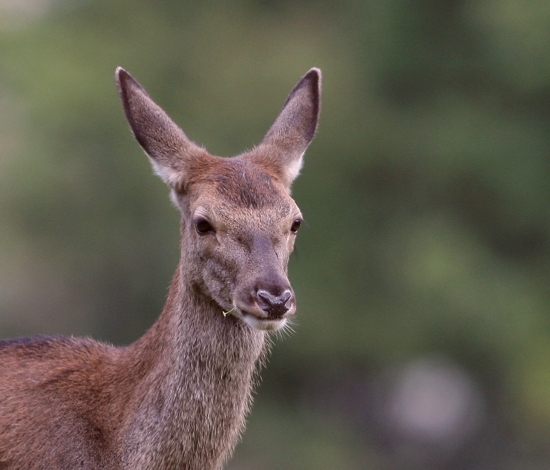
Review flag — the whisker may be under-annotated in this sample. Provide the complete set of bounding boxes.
[274,317,298,341]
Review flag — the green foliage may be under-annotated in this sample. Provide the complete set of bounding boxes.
[2,0,550,467]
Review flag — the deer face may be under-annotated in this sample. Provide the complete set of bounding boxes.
[178,158,302,331]
[116,67,320,332]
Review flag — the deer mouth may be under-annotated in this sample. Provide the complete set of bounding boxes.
[243,314,288,331]
[229,306,289,331]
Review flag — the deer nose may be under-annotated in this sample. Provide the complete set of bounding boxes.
[256,289,293,318]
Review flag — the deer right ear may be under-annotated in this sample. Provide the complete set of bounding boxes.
[115,67,203,190]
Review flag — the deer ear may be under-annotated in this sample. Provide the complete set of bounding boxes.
[115,67,203,189]
[253,68,321,188]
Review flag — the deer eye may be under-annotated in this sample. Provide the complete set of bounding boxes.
[194,217,215,235]
[290,218,302,234]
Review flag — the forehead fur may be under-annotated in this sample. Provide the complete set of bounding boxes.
[189,157,291,210]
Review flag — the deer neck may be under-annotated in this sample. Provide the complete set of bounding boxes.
[154,260,268,368]
[118,262,268,468]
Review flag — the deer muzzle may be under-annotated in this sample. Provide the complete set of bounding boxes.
[232,272,296,331]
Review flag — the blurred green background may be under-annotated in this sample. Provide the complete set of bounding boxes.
[2,0,550,468]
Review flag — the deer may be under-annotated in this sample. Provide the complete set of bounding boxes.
[0,67,321,469]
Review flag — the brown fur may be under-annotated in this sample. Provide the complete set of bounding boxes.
[0,67,321,469]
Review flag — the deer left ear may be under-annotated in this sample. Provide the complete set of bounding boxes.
[252,68,321,188]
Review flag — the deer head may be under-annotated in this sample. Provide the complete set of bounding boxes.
[116,68,321,332]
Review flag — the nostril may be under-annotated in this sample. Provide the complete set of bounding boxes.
[256,289,293,318]
[280,290,292,305]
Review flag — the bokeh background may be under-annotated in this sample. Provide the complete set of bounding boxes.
[2,1,550,468]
